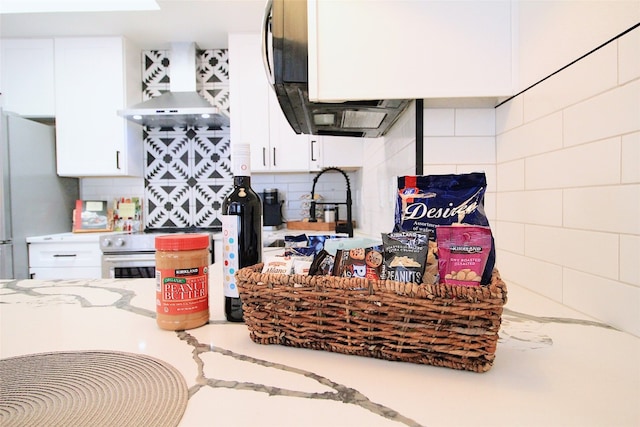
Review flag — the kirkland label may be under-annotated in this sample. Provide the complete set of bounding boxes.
[222,214,240,298]
[155,266,208,315]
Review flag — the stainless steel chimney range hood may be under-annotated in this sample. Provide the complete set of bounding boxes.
[118,42,229,128]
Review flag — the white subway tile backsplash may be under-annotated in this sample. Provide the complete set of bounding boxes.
[497,189,563,225]
[495,95,523,134]
[455,108,496,136]
[424,136,495,164]
[80,177,144,205]
[496,191,526,223]
[563,185,640,235]
[496,111,563,163]
[620,234,640,287]
[621,132,640,184]
[496,159,525,192]
[563,269,640,337]
[423,165,457,175]
[524,224,566,267]
[463,27,638,335]
[525,137,621,189]
[494,221,525,254]
[497,250,564,301]
[455,108,496,137]
[523,42,618,122]
[424,108,454,136]
[526,189,564,226]
[618,27,640,84]
[483,192,496,223]
[563,79,640,147]
[457,164,497,191]
[562,229,619,280]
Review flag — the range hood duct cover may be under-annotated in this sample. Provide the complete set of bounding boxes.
[118,42,229,128]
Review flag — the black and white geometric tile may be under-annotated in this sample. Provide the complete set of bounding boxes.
[142,49,232,230]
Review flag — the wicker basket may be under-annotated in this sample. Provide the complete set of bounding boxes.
[236,265,508,373]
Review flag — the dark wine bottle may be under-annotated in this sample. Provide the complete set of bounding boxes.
[221,144,262,322]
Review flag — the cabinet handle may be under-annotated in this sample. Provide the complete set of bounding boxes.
[262,147,267,166]
[53,254,77,258]
[272,147,276,166]
[116,150,121,170]
[311,139,318,161]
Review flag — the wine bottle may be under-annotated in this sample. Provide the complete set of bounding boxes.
[221,144,262,322]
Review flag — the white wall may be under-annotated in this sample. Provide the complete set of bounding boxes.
[362,13,639,338]
[358,101,416,237]
[80,177,144,206]
[495,26,639,337]
[515,0,639,90]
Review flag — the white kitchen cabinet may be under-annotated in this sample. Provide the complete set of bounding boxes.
[309,136,364,171]
[229,33,312,173]
[307,0,513,101]
[27,232,113,279]
[54,37,143,177]
[0,38,56,117]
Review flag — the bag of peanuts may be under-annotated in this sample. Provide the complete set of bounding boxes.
[436,225,492,286]
[394,172,495,285]
[380,231,429,284]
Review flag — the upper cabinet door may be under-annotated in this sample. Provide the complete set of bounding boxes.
[0,38,56,117]
[229,33,271,172]
[308,0,513,101]
[229,32,311,173]
[54,37,142,177]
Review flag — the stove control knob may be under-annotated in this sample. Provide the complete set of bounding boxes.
[102,239,112,247]
[115,238,125,247]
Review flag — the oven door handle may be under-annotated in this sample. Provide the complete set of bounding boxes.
[102,253,156,263]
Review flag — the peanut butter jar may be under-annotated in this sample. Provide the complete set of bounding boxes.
[155,234,210,330]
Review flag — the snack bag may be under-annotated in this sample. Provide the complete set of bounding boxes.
[308,250,335,276]
[332,246,383,280]
[285,234,339,258]
[380,231,429,284]
[394,173,495,284]
[436,226,493,287]
[261,255,294,275]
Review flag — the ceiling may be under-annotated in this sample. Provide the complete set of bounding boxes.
[0,0,267,49]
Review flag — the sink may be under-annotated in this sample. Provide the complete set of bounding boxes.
[266,239,286,248]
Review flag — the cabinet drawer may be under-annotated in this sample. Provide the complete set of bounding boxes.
[28,243,102,268]
[29,267,102,280]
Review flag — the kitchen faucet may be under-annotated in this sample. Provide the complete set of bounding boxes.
[309,167,354,237]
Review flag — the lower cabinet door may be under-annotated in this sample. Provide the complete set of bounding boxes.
[29,267,102,280]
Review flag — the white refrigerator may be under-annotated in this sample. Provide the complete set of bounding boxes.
[0,111,79,279]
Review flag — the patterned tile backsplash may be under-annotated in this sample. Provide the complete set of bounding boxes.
[79,48,361,230]
[142,49,232,230]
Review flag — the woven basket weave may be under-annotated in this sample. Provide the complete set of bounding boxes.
[236,265,508,373]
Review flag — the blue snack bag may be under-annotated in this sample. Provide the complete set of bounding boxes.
[394,173,495,285]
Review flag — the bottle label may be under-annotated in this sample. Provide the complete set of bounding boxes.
[222,214,240,298]
[155,266,208,315]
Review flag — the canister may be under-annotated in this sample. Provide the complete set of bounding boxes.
[324,204,336,223]
[155,234,210,330]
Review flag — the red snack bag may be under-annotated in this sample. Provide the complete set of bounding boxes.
[436,225,492,286]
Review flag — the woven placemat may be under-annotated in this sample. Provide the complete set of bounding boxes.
[0,350,188,427]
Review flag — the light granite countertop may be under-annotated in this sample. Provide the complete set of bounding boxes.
[1,258,638,427]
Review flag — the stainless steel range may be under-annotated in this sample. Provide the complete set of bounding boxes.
[100,231,214,279]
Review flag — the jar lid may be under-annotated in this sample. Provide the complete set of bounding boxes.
[155,233,210,251]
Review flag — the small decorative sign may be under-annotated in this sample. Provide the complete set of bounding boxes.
[73,200,112,232]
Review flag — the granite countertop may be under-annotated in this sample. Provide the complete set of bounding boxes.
[1,259,638,427]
